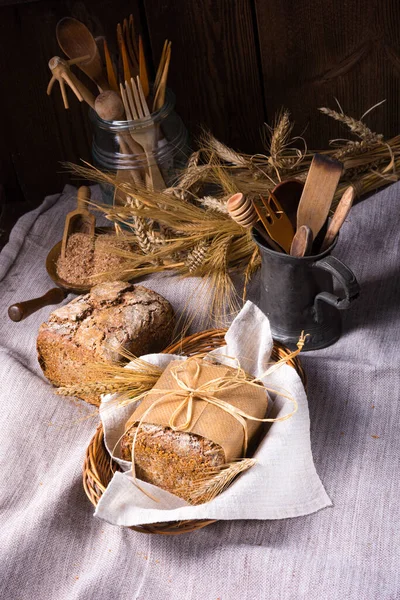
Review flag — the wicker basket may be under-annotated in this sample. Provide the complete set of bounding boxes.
[83,328,306,535]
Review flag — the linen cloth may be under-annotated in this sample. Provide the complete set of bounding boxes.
[0,183,399,599]
[97,301,330,526]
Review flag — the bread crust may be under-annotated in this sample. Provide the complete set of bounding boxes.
[37,281,175,403]
[120,423,226,501]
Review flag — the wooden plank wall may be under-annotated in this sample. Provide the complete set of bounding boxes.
[254,0,400,149]
[1,0,400,224]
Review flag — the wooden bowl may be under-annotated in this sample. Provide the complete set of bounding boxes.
[83,328,306,535]
[46,226,115,294]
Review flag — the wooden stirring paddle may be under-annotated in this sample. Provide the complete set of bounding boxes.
[320,186,355,252]
[61,186,95,259]
[296,154,343,240]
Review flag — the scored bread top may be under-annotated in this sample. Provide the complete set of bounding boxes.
[38,281,175,363]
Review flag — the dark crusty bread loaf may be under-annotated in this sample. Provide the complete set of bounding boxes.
[120,423,226,502]
[37,281,175,405]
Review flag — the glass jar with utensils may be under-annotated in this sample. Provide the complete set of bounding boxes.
[90,87,189,203]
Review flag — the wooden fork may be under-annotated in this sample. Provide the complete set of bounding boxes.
[120,77,166,190]
[254,194,295,253]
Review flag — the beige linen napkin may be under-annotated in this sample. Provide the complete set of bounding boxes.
[96,301,332,526]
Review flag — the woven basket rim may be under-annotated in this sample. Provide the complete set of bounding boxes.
[82,327,306,535]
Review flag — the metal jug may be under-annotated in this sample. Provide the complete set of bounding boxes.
[252,230,360,351]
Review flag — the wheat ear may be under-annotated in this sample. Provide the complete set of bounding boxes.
[182,458,256,505]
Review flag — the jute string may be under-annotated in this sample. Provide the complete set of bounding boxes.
[123,332,307,502]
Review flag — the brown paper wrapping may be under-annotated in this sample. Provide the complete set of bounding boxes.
[126,358,269,462]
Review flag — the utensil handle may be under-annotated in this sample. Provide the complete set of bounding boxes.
[117,136,144,188]
[142,147,166,191]
[253,223,282,253]
[290,225,313,257]
[312,255,359,322]
[76,186,91,211]
[8,288,67,322]
[320,186,354,253]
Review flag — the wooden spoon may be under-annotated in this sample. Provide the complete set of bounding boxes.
[271,179,304,229]
[296,154,343,239]
[320,186,355,252]
[56,17,109,91]
[61,186,95,259]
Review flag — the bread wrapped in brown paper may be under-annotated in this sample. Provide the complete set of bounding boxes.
[120,357,269,501]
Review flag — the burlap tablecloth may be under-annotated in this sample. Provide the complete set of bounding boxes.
[1,183,399,600]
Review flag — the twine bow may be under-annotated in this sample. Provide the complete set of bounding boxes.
[126,333,307,501]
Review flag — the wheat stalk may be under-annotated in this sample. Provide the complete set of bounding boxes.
[56,354,162,401]
[65,101,400,325]
[268,110,293,163]
[332,139,379,160]
[319,107,383,143]
[181,458,256,505]
[187,149,200,169]
[177,164,210,191]
[242,245,261,303]
[56,381,122,397]
[199,195,229,214]
[203,133,248,166]
[185,239,210,273]
[132,216,153,255]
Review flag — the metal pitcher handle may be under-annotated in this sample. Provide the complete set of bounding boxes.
[313,255,360,322]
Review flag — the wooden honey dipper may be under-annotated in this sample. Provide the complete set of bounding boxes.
[226,193,282,252]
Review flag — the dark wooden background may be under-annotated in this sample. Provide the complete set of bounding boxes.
[1,0,400,243]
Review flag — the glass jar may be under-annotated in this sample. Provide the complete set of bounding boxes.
[90,89,190,203]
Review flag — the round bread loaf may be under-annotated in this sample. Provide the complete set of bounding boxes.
[37,281,175,404]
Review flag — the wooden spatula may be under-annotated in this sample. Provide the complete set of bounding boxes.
[296,154,343,239]
[61,186,95,259]
[320,186,354,252]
